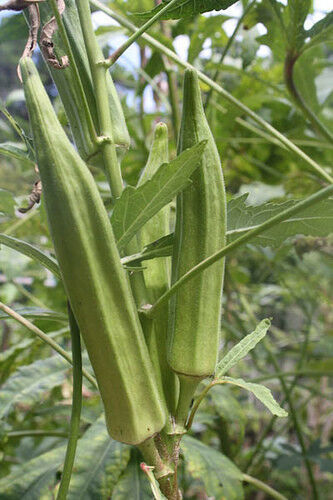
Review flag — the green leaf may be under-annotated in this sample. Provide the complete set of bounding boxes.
[0,357,68,419]
[227,194,333,247]
[0,142,34,164]
[0,234,61,279]
[216,319,271,377]
[0,445,66,499]
[112,451,152,499]
[181,435,244,499]
[222,377,288,417]
[304,11,333,51]
[121,234,173,266]
[286,0,311,50]
[0,306,67,323]
[111,141,207,251]
[67,415,130,499]
[0,188,15,216]
[133,0,238,21]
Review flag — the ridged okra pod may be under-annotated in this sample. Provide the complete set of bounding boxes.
[138,123,179,414]
[38,0,130,161]
[168,69,227,420]
[20,57,166,445]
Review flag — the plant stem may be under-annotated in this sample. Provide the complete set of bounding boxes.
[75,0,123,198]
[57,304,82,500]
[174,376,201,431]
[7,430,68,438]
[107,0,181,66]
[48,0,97,142]
[138,437,173,480]
[145,184,333,318]
[90,0,333,183]
[284,51,333,144]
[0,302,97,388]
[242,473,288,500]
[205,0,256,109]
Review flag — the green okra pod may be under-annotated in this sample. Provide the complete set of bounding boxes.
[168,69,227,424]
[138,122,179,414]
[20,57,166,445]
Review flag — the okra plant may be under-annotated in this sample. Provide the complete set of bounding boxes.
[0,1,332,499]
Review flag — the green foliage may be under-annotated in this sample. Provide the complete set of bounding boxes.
[111,141,206,250]
[181,435,244,499]
[0,0,332,498]
[133,0,238,21]
[216,319,271,377]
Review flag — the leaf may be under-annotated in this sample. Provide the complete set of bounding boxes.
[111,141,206,251]
[0,357,68,419]
[0,234,61,278]
[227,194,333,247]
[0,306,67,323]
[112,451,152,499]
[0,189,15,216]
[216,319,271,377]
[286,0,311,51]
[121,234,173,266]
[0,142,34,164]
[181,435,244,499]
[304,11,333,51]
[222,377,288,417]
[67,415,130,499]
[0,445,66,499]
[133,0,238,21]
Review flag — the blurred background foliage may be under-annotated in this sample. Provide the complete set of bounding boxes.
[0,0,332,498]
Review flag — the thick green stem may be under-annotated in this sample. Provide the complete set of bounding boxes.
[174,376,201,432]
[57,304,82,500]
[146,184,333,318]
[138,437,173,480]
[90,0,333,184]
[75,0,123,198]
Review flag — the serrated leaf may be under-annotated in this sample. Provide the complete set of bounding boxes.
[112,451,152,499]
[111,141,206,251]
[227,194,333,247]
[0,357,68,419]
[120,192,333,263]
[133,0,238,21]
[0,444,66,499]
[67,415,130,499]
[222,377,288,417]
[181,435,243,499]
[0,142,34,164]
[0,234,60,279]
[0,306,67,323]
[216,319,271,377]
